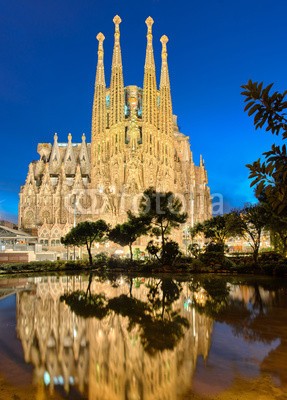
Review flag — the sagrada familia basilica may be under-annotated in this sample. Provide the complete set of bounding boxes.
[18,16,211,247]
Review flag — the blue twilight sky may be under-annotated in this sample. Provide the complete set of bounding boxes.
[0,0,286,222]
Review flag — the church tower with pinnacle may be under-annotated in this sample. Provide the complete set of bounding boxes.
[19,16,211,247]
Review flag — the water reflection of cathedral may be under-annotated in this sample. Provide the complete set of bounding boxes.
[16,276,213,399]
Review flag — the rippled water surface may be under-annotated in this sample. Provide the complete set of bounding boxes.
[0,273,286,400]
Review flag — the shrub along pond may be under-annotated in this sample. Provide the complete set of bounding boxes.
[0,250,287,277]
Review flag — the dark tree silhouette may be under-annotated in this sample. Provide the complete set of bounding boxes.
[241,80,287,216]
[61,220,109,266]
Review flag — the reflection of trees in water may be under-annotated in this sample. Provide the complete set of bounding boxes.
[16,275,213,399]
[189,275,287,387]
[61,275,189,355]
[16,274,286,397]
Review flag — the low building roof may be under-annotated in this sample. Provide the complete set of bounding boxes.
[0,225,36,239]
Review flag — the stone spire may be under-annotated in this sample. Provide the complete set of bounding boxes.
[110,15,125,126]
[49,133,61,174]
[142,17,157,126]
[92,33,106,139]
[159,35,173,137]
[25,163,36,188]
[64,133,76,175]
[79,133,90,175]
[40,163,52,193]
[73,164,84,189]
[200,154,204,167]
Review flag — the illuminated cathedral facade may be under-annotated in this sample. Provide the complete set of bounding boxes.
[18,16,211,246]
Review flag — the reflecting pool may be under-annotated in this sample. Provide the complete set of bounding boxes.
[0,274,286,399]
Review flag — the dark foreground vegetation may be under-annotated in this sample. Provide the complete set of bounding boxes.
[0,249,287,277]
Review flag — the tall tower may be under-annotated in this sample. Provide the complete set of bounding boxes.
[110,15,125,127]
[158,35,174,189]
[159,35,173,138]
[19,15,212,245]
[107,15,126,198]
[91,32,106,186]
[142,17,158,128]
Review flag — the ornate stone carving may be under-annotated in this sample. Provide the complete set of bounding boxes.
[19,16,211,245]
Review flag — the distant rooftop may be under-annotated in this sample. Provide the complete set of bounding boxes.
[0,225,35,239]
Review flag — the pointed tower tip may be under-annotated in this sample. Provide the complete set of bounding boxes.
[96,32,105,42]
[146,17,154,39]
[113,15,122,25]
[54,133,58,142]
[68,133,72,142]
[82,133,86,142]
[145,16,154,27]
[160,35,169,44]
[96,32,105,61]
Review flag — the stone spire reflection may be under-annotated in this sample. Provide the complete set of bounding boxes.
[16,276,213,398]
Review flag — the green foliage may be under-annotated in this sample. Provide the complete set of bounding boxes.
[0,260,85,274]
[133,247,141,260]
[258,251,285,263]
[199,251,225,268]
[241,80,287,216]
[266,212,287,256]
[205,242,226,254]
[198,242,235,269]
[234,203,271,263]
[241,81,287,135]
[195,213,242,247]
[189,225,201,241]
[189,258,205,270]
[61,220,110,266]
[187,243,202,258]
[146,240,161,260]
[257,251,287,276]
[94,252,109,265]
[139,187,187,262]
[146,239,181,265]
[107,257,135,269]
[62,220,109,247]
[109,211,150,260]
[161,240,181,264]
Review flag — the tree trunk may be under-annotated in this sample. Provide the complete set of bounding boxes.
[87,244,93,267]
[161,224,166,261]
[253,245,259,264]
[129,243,133,261]
[129,278,133,297]
[86,272,93,296]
